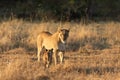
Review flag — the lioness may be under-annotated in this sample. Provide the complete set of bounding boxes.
[42,47,53,68]
[37,28,69,65]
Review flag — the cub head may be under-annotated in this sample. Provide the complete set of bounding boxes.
[42,48,53,68]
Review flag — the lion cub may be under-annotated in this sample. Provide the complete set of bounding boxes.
[42,47,53,68]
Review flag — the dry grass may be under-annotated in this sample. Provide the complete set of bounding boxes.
[0,48,120,80]
[0,19,120,52]
[0,19,120,80]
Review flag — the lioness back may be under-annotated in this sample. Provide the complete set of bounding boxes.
[37,31,58,49]
[37,31,55,50]
[38,31,52,39]
[37,31,52,44]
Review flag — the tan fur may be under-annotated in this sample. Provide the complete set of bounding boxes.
[37,29,69,65]
[42,48,53,68]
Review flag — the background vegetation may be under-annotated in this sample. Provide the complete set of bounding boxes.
[0,0,120,21]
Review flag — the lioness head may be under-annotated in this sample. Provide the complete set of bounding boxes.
[58,29,70,44]
[42,48,53,68]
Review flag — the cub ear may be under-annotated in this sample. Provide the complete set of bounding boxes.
[51,48,53,51]
[45,49,48,51]
[42,46,46,52]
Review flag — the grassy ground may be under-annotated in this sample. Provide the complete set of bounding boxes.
[0,19,120,80]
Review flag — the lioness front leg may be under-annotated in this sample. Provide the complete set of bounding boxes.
[59,51,64,64]
[37,48,41,62]
[53,50,57,65]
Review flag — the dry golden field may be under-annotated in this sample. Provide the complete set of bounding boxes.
[0,19,120,80]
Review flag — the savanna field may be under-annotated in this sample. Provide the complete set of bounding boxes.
[0,19,120,80]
